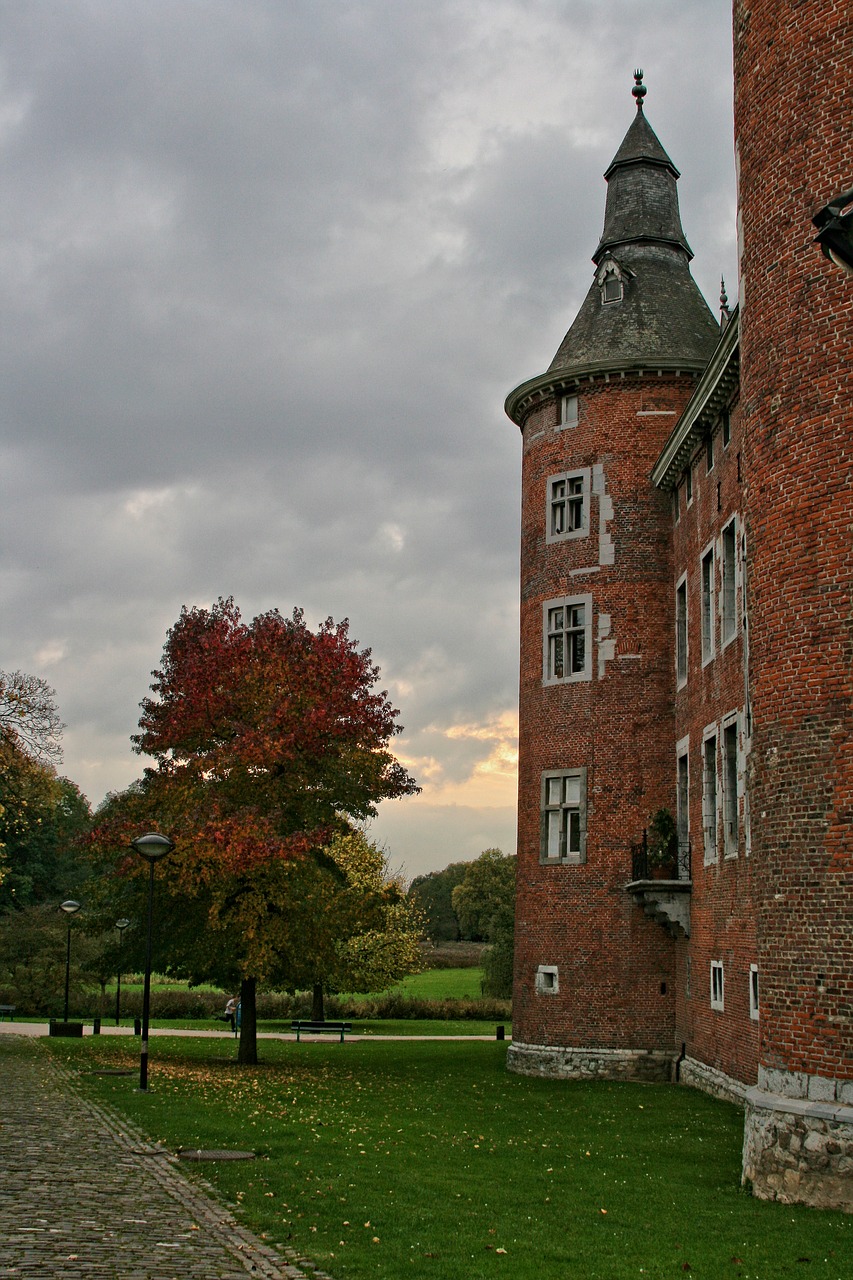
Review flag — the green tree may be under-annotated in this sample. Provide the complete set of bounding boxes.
[0,736,91,912]
[451,848,516,997]
[407,862,468,942]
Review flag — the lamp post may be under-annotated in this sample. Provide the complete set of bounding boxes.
[59,900,81,1022]
[130,832,174,1091]
[114,918,130,1026]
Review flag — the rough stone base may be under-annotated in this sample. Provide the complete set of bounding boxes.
[506,1041,675,1082]
[742,1078,853,1212]
[679,1056,748,1106]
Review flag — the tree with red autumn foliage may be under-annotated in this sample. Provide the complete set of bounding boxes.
[112,598,418,1062]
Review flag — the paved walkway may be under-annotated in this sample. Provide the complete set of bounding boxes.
[0,1035,325,1280]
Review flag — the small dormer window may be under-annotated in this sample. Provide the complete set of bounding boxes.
[597,256,626,305]
[602,275,623,303]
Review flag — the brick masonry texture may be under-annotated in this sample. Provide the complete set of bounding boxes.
[734,0,853,1088]
[0,1036,323,1280]
[505,0,852,1214]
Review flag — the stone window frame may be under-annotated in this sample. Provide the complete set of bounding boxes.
[720,515,739,648]
[675,573,688,688]
[676,735,690,851]
[702,724,719,865]
[535,965,560,995]
[558,393,579,430]
[710,960,725,1012]
[540,767,588,865]
[722,710,740,859]
[542,594,593,686]
[546,467,590,544]
[749,964,760,1021]
[700,540,716,666]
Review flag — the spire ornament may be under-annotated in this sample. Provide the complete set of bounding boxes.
[632,69,647,111]
[720,276,731,328]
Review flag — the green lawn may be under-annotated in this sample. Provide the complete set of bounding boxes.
[45,1035,850,1280]
[119,967,485,1001]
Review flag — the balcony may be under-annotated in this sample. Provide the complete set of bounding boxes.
[625,832,692,938]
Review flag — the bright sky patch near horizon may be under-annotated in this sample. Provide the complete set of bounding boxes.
[0,1,737,879]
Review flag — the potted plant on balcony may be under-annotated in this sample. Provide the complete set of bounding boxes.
[646,808,677,879]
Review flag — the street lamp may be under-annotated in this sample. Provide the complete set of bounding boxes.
[130,832,175,1091]
[59,900,81,1022]
[114,918,131,1026]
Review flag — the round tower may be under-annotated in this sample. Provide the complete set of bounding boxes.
[506,77,720,1081]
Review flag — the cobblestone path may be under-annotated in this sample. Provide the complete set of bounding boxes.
[0,1037,327,1279]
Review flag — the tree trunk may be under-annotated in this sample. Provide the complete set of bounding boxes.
[237,975,258,1065]
[312,981,325,1022]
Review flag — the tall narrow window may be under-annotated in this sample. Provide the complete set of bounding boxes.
[676,577,688,685]
[543,597,591,684]
[723,718,739,857]
[722,409,731,448]
[701,545,715,663]
[541,769,587,864]
[721,518,737,645]
[559,394,578,429]
[677,750,689,849]
[703,732,718,863]
[706,432,714,473]
[749,965,760,1021]
[710,961,725,1011]
[685,466,693,506]
[547,471,588,542]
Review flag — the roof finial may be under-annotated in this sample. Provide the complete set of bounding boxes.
[720,276,731,328]
[632,69,647,112]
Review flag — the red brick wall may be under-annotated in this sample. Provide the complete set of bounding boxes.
[671,396,760,1085]
[513,374,698,1050]
[734,0,853,1082]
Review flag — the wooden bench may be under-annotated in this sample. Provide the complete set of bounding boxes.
[0,1005,15,1021]
[291,1020,352,1043]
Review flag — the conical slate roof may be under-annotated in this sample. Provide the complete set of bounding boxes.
[547,80,719,374]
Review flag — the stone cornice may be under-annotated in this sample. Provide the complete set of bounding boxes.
[504,357,708,429]
[651,308,740,489]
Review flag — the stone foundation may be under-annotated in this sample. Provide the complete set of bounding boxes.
[506,1041,675,1082]
[742,1070,853,1212]
[679,1057,749,1106]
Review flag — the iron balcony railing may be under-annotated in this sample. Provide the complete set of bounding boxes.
[630,831,692,882]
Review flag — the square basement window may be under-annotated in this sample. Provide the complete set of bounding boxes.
[536,965,559,995]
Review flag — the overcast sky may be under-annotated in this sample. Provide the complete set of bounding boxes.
[0,1,737,879]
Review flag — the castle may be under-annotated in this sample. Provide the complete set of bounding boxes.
[505,0,852,1211]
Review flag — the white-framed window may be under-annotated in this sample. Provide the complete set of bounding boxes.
[676,575,688,686]
[721,516,738,646]
[536,965,559,995]
[722,713,739,858]
[676,739,690,851]
[700,543,715,664]
[710,960,725,1011]
[602,275,623,303]
[540,768,587,865]
[547,469,590,542]
[558,394,578,429]
[749,964,759,1021]
[543,596,592,684]
[703,728,718,864]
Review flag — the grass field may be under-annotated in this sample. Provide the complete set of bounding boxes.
[119,967,486,1002]
[45,1035,851,1280]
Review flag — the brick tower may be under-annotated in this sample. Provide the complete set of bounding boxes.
[734,0,853,1206]
[505,76,720,1080]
